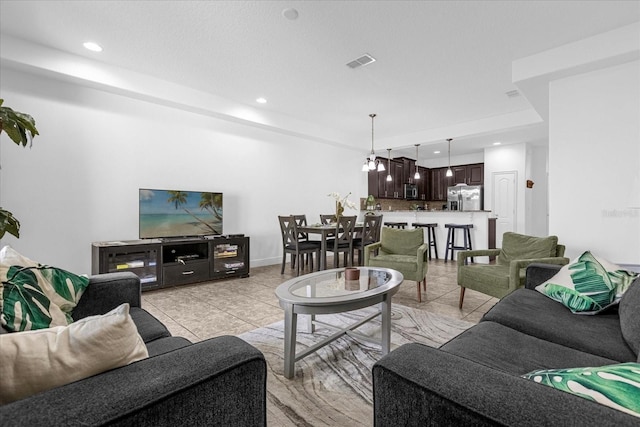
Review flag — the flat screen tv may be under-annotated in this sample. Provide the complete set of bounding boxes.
[139,189,223,239]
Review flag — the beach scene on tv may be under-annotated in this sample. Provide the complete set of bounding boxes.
[139,189,223,239]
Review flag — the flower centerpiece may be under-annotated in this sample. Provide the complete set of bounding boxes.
[328,192,357,222]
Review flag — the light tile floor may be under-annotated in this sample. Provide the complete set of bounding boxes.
[142,257,498,342]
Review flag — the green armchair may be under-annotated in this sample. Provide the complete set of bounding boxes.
[457,232,569,308]
[364,227,428,302]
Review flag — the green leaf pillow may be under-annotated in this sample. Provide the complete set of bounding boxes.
[535,251,639,314]
[0,246,90,332]
[522,363,640,418]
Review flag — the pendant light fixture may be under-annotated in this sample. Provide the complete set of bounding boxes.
[362,113,385,172]
[446,138,453,177]
[386,148,392,182]
[414,144,421,180]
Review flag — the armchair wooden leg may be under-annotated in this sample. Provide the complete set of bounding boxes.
[459,287,466,309]
[416,281,422,303]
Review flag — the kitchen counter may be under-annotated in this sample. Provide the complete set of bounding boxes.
[360,210,496,263]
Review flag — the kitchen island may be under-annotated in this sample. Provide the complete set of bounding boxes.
[360,210,496,264]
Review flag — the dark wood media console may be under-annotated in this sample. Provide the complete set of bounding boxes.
[91,236,250,290]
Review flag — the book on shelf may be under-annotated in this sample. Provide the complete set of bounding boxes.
[127,260,145,268]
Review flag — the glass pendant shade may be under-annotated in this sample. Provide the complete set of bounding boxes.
[386,148,392,181]
[414,144,420,180]
[446,138,453,177]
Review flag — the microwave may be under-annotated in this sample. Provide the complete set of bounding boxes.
[404,184,418,200]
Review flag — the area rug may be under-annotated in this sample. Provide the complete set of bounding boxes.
[238,304,473,426]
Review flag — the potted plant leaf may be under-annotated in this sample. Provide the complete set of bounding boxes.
[0,99,39,238]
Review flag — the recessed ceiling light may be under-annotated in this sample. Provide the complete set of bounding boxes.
[493,142,501,146]
[433,151,441,154]
[83,41,103,52]
[256,97,267,104]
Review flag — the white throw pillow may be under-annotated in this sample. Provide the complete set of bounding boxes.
[0,303,148,404]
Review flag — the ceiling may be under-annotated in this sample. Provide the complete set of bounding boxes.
[1,1,638,161]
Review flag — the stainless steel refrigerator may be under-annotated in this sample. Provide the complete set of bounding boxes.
[447,184,483,211]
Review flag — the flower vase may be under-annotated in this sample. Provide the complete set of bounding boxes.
[335,201,344,223]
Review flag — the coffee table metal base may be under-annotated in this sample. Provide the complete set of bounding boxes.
[282,296,392,379]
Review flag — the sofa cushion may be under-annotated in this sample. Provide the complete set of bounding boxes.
[620,276,640,356]
[441,321,619,375]
[368,254,418,273]
[129,307,172,343]
[498,232,557,265]
[0,246,90,332]
[535,251,639,314]
[379,227,423,256]
[458,263,511,291]
[522,363,640,418]
[483,289,636,362]
[0,303,148,404]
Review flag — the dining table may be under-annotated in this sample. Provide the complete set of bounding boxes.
[298,223,364,271]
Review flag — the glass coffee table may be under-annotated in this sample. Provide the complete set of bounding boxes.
[275,267,403,379]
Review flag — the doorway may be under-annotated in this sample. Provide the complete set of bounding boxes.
[492,171,517,247]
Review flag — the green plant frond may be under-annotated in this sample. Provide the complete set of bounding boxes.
[0,208,20,238]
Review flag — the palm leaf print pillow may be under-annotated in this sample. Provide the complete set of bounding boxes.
[523,363,640,418]
[535,251,639,314]
[0,246,90,332]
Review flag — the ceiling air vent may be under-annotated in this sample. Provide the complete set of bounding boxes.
[347,54,376,69]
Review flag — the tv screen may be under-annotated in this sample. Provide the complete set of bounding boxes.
[139,189,223,239]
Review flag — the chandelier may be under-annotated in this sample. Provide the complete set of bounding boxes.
[361,113,385,172]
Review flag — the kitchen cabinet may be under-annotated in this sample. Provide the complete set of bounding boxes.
[367,159,402,198]
[369,160,483,201]
[429,167,452,201]
[367,168,383,198]
[452,163,484,186]
[467,163,484,185]
[416,166,429,201]
[452,166,467,185]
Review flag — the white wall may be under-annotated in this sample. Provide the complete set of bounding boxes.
[525,145,549,237]
[0,67,368,273]
[549,60,640,263]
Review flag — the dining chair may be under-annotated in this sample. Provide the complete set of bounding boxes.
[319,214,336,237]
[292,214,319,269]
[325,215,357,268]
[353,214,383,265]
[278,215,321,276]
[319,214,335,225]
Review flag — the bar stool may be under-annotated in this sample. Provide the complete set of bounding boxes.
[384,222,407,229]
[412,223,438,259]
[444,224,473,262]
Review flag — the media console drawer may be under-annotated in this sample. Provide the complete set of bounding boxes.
[163,260,210,285]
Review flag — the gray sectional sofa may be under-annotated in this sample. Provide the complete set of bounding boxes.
[373,263,640,426]
[0,272,267,426]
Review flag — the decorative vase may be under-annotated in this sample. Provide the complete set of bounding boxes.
[344,267,360,281]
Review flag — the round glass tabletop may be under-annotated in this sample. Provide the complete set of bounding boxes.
[275,267,403,305]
